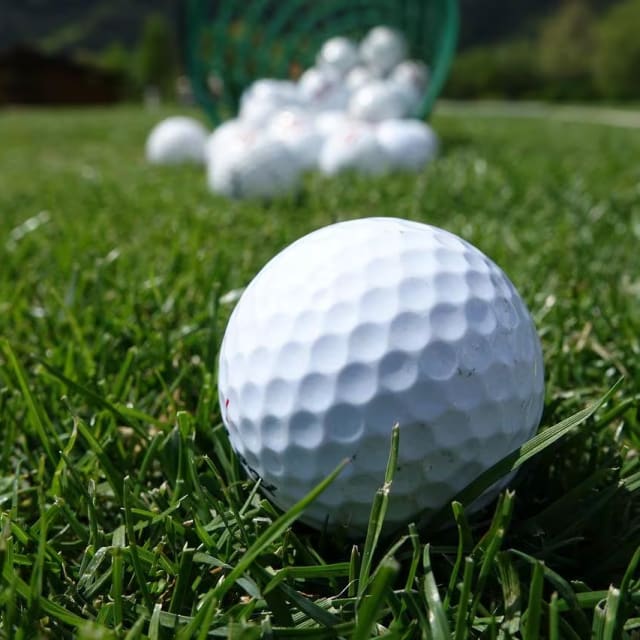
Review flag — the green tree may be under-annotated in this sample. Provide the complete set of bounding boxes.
[137,13,178,98]
[445,40,543,100]
[538,0,597,99]
[97,42,139,98]
[594,0,640,99]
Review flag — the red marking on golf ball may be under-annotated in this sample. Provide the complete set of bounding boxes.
[345,130,359,143]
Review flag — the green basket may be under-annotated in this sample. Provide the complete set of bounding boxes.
[186,0,459,125]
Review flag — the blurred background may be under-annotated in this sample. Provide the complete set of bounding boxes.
[2,0,639,110]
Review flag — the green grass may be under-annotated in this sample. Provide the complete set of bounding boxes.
[1,104,639,638]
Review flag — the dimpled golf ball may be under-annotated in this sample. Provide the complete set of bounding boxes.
[218,218,545,535]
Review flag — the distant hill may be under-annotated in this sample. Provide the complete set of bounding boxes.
[0,0,623,57]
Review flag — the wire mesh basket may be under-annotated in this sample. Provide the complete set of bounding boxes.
[186,0,459,125]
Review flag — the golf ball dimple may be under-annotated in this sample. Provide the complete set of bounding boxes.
[218,218,545,535]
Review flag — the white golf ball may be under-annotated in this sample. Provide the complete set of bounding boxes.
[240,79,303,111]
[389,60,430,116]
[317,36,360,76]
[218,217,545,534]
[145,116,208,165]
[207,133,301,200]
[239,79,305,125]
[313,110,353,139]
[345,65,379,94]
[348,80,411,122]
[267,109,324,171]
[319,121,390,176]
[298,66,349,112]
[390,59,430,95]
[240,98,286,127]
[360,26,408,76]
[205,118,256,162]
[376,119,438,171]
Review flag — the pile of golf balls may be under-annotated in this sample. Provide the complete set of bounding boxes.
[218,218,545,535]
[145,26,438,199]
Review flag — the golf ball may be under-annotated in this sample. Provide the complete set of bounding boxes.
[360,26,408,76]
[376,119,439,172]
[205,118,256,162]
[317,37,360,76]
[298,66,349,112]
[348,80,411,122]
[207,133,301,200]
[267,108,324,171]
[390,59,430,95]
[218,218,545,534]
[145,116,208,165]
[319,121,390,176]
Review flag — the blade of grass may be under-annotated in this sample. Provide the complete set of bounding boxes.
[1,340,60,465]
[602,587,622,640]
[112,346,137,401]
[111,525,126,630]
[263,563,351,593]
[618,545,640,621]
[468,492,515,622]
[149,602,163,640]
[123,477,153,612]
[454,557,475,640]
[444,501,474,610]
[358,423,399,597]
[276,581,341,627]
[124,615,147,640]
[549,592,560,640]
[195,595,218,640]
[27,457,48,618]
[75,416,125,503]
[349,545,360,599]
[496,552,521,636]
[169,546,195,615]
[593,598,606,639]
[404,523,421,592]
[352,558,399,640]
[423,543,451,638]
[523,560,545,640]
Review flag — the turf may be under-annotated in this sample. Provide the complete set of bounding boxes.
[0,104,639,638]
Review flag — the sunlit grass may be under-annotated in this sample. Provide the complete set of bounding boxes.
[0,104,639,638]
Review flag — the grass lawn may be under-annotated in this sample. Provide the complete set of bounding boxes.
[1,104,639,638]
